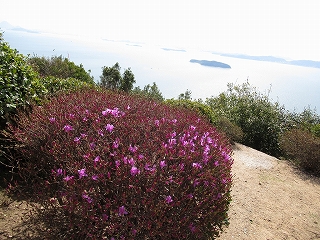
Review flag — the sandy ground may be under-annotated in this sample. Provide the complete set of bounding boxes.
[1,143,320,239]
[218,143,320,240]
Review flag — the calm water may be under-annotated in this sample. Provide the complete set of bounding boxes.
[3,30,320,113]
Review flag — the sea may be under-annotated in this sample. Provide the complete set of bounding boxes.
[3,29,320,114]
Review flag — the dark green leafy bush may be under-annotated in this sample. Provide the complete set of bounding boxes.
[280,128,320,176]
[206,81,286,156]
[0,33,44,127]
[7,89,233,239]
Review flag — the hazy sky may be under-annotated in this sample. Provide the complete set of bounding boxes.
[1,0,319,60]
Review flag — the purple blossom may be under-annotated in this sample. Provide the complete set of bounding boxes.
[154,120,160,127]
[128,157,135,166]
[82,193,92,203]
[94,156,101,163]
[63,125,74,132]
[69,113,75,119]
[165,195,173,204]
[112,139,120,148]
[78,168,87,179]
[92,175,99,181]
[80,133,87,138]
[74,136,81,143]
[115,160,120,168]
[90,142,96,150]
[192,162,202,169]
[98,129,104,136]
[63,175,74,182]
[49,117,56,123]
[168,138,176,145]
[129,145,138,153]
[130,166,140,176]
[118,206,128,216]
[105,124,114,133]
[190,125,196,131]
[160,160,167,169]
[56,168,63,176]
[214,161,219,167]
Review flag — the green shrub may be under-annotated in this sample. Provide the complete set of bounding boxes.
[28,55,94,84]
[0,32,42,127]
[165,99,243,144]
[311,124,320,138]
[40,76,96,97]
[165,99,217,124]
[280,128,320,176]
[206,81,286,156]
[7,89,233,239]
[214,117,243,144]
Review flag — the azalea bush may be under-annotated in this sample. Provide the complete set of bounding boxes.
[7,89,233,239]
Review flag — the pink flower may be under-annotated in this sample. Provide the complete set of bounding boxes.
[78,168,87,179]
[130,166,140,176]
[129,145,138,153]
[118,206,128,216]
[154,120,160,127]
[165,195,173,204]
[94,156,101,163]
[56,168,63,176]
[74,137,81,143]
[63,125,74,132]
[127,157,134,166]
[112,139,120,148]
[190,125,196,131]
[63,175,74,182]
[160,160,167,169]
[105,124,114,133]
[82,193,92,203]
[92,175,99,181]
[49,117,56,123]
[192,162,202,169]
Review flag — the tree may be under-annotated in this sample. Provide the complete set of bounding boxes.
[120,67,135,92]
[178,89,192,100]
[99,62,135,92]
[133,82,164,101]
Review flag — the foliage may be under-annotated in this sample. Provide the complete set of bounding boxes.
[280,128,320,176]
[0,32,45,128]
[40,76,96,97]
[206,81,285,156]
[7,89,233,239]
[214,117,243,144]
[132,82,164,101]
[28,55,94,84]
[178,89,192,101]
[99,62,135,92]
[165,99,243,144]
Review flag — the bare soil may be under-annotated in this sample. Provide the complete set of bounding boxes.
[1,143,320,239]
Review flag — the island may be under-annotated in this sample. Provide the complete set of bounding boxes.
[190,59,231,69]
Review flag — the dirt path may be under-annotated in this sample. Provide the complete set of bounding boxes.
[1,143,320,239]
[218,143,320,240]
